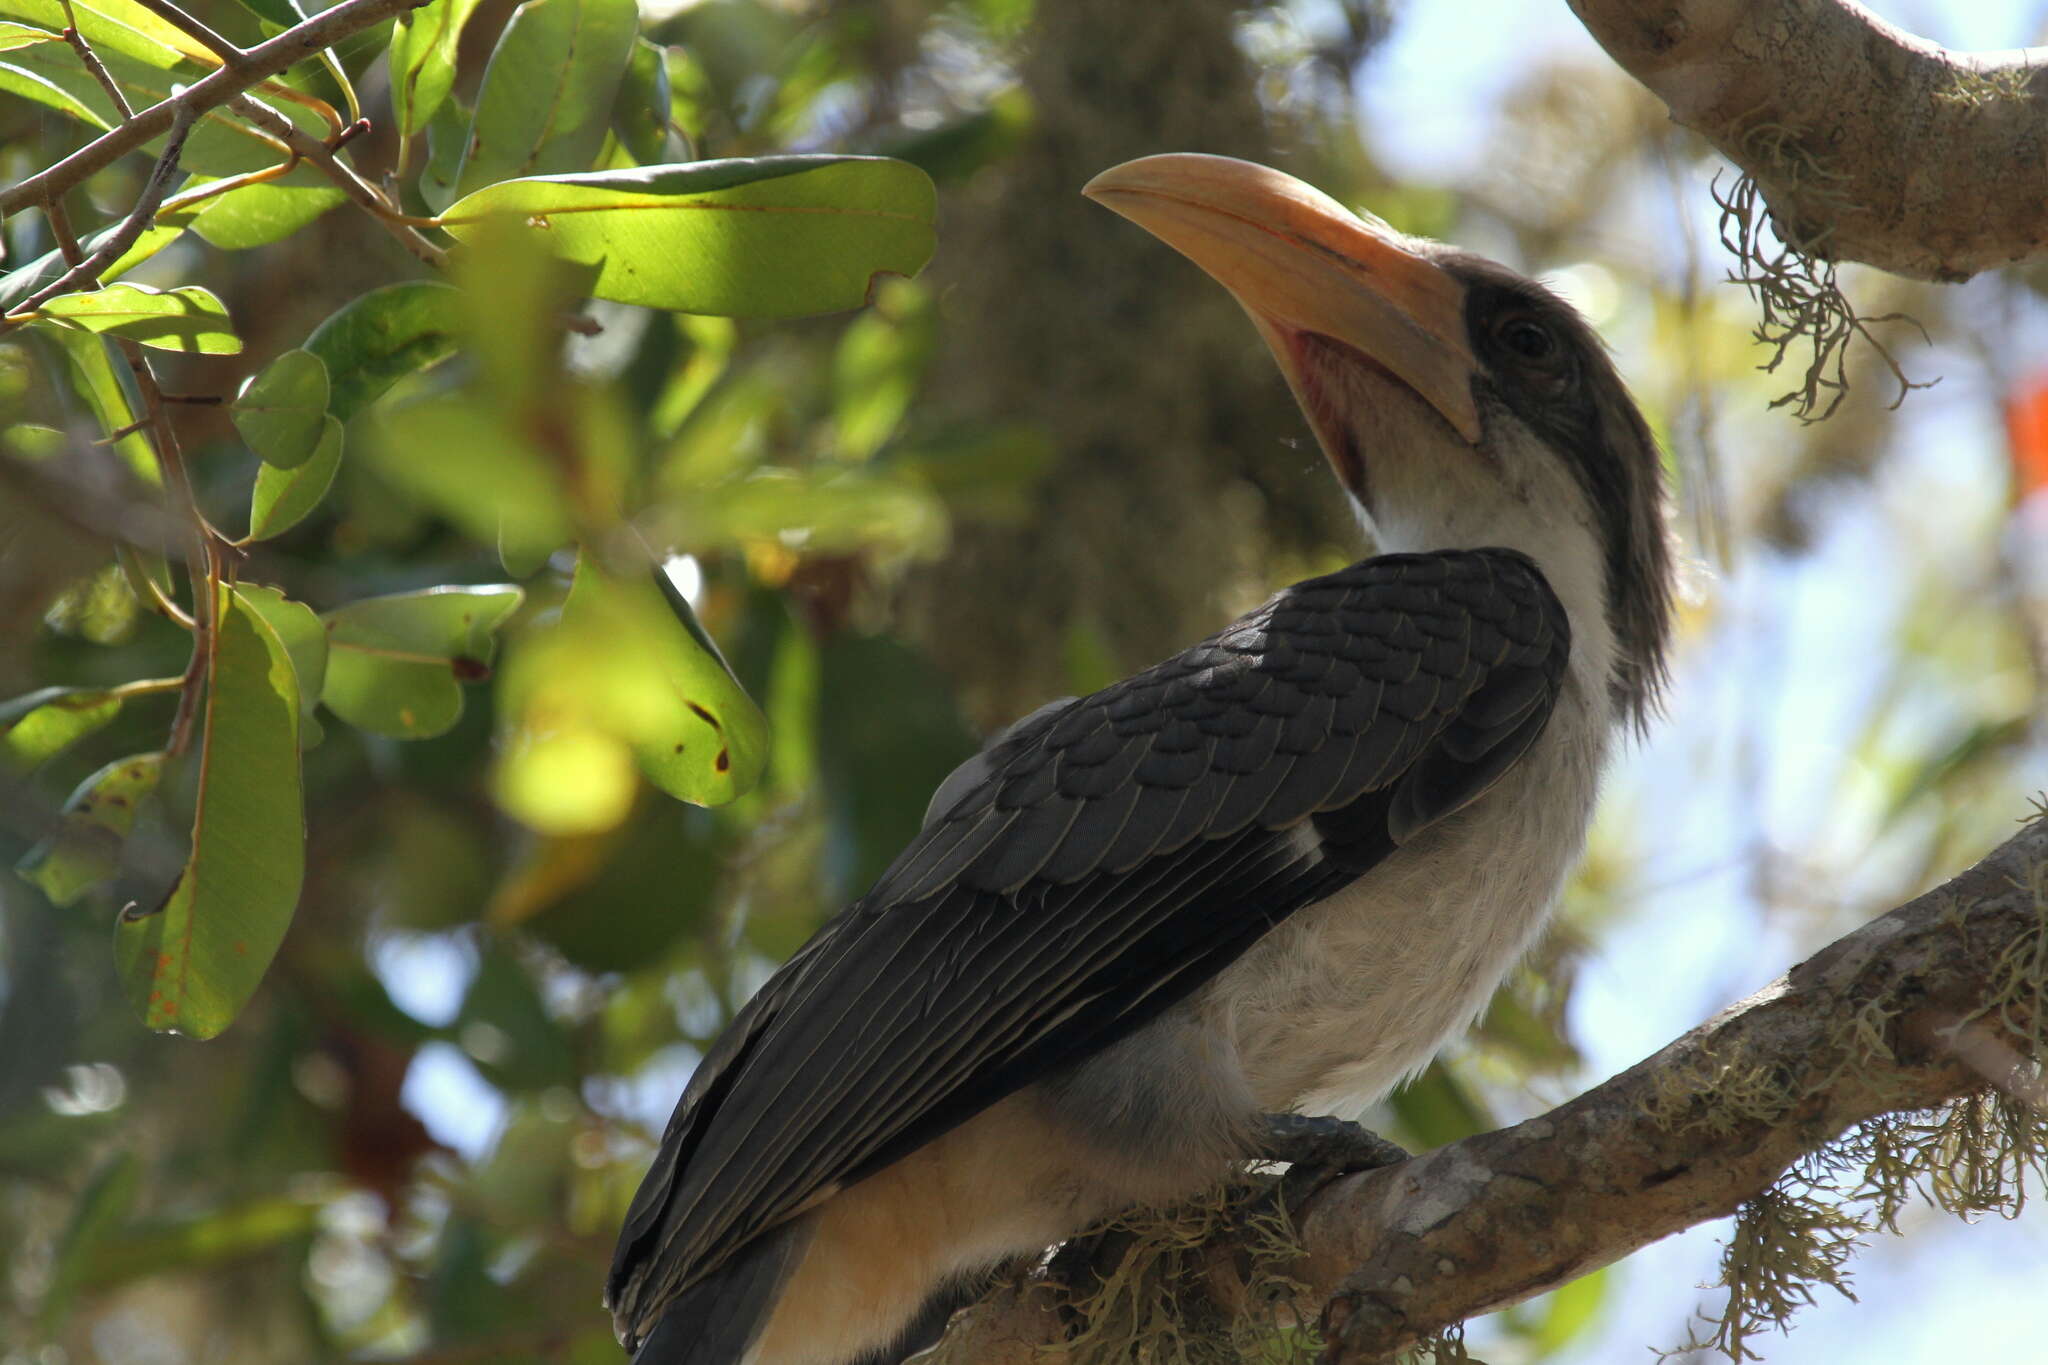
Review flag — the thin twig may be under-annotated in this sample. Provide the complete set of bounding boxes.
[1,107,197,329]
[226,95,449,268]
[122,342,215,758]
[0,0,427,218]
[128,0,247,68]
[58,0,134,120]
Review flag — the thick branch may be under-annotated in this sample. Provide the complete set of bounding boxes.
[0,0,424,218]
[933,812,2048,1363]
[1567,0,2048,282]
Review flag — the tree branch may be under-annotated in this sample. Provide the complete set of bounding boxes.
[931,810,2048,1363]
[1566,0,2048,282]
[0,0,426,219]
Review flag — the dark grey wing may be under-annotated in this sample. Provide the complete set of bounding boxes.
[607,549,1567,1344]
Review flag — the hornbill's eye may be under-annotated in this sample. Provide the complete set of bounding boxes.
[1499,317,1557,363]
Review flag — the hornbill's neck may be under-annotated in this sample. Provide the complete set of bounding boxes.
[1084,155,1673,729]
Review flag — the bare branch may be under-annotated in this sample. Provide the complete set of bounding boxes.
[0,0,427,219]
[1567,0,2048,282]
[931,812,2048,1363]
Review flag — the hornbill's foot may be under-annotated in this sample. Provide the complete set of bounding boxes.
[1254,1112,1410,1211]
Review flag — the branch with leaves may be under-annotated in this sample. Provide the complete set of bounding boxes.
[2,0,937,1039]
[931,811,2048,1364]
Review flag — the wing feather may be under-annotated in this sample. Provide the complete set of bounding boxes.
[607,549,1570,1345]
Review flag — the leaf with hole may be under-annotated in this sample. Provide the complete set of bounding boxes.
[1,687,122,771]
[29,284,239,354]
[113,588,303,1037]
[438,155,937,317]
[232,349,330,469]
[16,752,162,906]
[321,586,522,739]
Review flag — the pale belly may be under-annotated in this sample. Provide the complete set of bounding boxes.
[1204,700,1606,1116]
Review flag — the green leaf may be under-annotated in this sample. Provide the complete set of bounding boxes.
[245,416,341,540]
[0,686,122,770]
[190,182,346,250]
[439,156,939,317]
[114,589,304,1038]
[39,326,158,483]
[29,284,240,354]
[18,752,163,906]
[363,394,576,559]
[235,585,326,735]
[320,586,522,739]
[303,281,464,421]
[831,278,931,459]
[611,35,673,165]
[232,349,330,468]
[0,20,58,50]
[0,0,187,68]
[0,58,110,128]
[496,555,765,829]
[454,0,638,197]
[0,222,180,312]
[389,0,482,152]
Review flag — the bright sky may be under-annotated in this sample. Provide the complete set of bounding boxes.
[383,2,2048,1360]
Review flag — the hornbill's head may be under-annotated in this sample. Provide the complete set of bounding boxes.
[1085,153,1674,727]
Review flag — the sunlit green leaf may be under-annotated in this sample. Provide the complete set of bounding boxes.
[0,20,58,51]
[0,686,123,770]
[0,223,180,313]
[454,0,638,196]
[495,555,765,831]
[232,349,330,468]
[16,752,162,906]
[1387,1060,1496,1151]
[246,416,341,540]
[389,0,483,152]
[190,181,346,249]
[235,584,326,737]
[29,284,240,355]
[114,589,303,1037]
[439,156,938,317]
[321,585,522,739]
[0,0,189,68]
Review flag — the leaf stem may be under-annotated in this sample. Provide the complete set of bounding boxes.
[117,545,196,629]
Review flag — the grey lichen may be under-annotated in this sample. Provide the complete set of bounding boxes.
[1666,854,2048,1361]
[1712,160,1932,422]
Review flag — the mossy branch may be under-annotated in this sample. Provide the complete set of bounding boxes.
[926,809,2048,1365]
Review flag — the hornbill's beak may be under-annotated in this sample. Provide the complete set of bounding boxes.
[1084,153,1484,489]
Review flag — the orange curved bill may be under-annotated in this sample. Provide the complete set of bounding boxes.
[1084,153,1481,446]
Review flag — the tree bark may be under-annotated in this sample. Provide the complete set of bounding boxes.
[928,810,2048,1363]
[1566,0,2048,282]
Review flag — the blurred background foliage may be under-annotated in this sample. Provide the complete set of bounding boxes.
[3,0,2046,1362]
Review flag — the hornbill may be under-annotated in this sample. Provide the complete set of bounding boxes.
[607,154,1675,1365]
